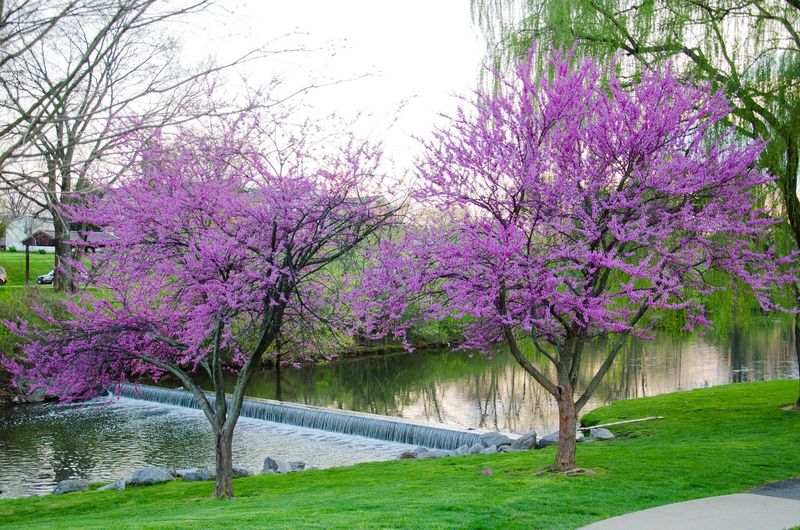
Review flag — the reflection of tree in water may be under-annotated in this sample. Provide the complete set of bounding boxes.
[730,326,746,383]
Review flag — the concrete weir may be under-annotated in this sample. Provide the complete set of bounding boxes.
[116,384,483,450]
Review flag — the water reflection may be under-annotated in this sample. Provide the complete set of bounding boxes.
[236,319,798,435]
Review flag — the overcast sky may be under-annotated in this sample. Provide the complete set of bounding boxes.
[177,1,486,180]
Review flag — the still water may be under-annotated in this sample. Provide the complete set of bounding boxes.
[1,318,798,498]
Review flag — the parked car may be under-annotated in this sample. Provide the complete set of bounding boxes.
[0,266,6,285]
[36,270,54,284]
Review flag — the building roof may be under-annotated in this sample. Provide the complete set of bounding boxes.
[20,230,116,248]
[21,231,55,247]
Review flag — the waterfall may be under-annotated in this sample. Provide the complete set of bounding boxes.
[116,384,483,450]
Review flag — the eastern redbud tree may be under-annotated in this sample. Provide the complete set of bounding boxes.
[352,51,795,471]
[6,111,394,498]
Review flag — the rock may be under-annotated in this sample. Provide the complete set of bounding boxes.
[52,479,89,495]
[98,479,126,491]
[129,467,174,486]
[480,432,513,447]
[588,427,615,441]
[498,445,523,453]
[416,449,451,459]
[13,377,52,403]
[480,445,498,454]
[289,461,306,472]
[511,431,537,451]
[399,446,433,459]
[174,468,197,478]
[535,430,584,449]
[262,457,293,474]
[452,444,471,456]
[232,465,252,478]
[468,443,484,455]
[13,389,45,403]
[181,470,213,482]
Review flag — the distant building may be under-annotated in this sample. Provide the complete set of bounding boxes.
[2,215,55,252]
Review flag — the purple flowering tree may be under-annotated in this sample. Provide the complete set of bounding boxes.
[6,112,393,498]
[352,51,794,471]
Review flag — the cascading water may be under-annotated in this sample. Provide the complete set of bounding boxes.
[116,384,483,450]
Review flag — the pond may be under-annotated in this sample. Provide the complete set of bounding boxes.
[1,318,797,498]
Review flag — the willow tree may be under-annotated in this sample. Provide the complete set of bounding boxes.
[471,0,800,407]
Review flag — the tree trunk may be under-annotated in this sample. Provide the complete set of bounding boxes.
[553,394,578,471]
[52,213,73,292]
[213,426,235,499]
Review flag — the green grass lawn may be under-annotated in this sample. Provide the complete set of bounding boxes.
[0,380,798,529]
[0,250,55,295]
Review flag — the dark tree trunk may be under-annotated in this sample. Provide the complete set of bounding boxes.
[213,426,235,499]
[553,392,578,471]
[52,214,73,292]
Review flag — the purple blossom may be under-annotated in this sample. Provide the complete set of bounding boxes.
[350,49,796,471]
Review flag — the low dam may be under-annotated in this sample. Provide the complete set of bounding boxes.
[116,384,484,450]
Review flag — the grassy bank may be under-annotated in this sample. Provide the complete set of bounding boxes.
[0,252,63,398]
[0,380,798,529]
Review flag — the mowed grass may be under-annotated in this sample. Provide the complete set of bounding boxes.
[0,381,798,529]
[0,251,55,297]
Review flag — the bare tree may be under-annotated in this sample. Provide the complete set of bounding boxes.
[0,0,270,289]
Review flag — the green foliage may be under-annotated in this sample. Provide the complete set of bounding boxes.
[0,381,798,528]
[6,247,15,252]
[37,249,46,255]
[405,315,465,346]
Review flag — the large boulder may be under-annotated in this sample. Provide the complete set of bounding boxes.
[52,479,90,495]
[468,443,485,455]
[415,449,451,459]
[535,430,584,449]
[232,465,252,478]
[511,431,537,451]
[588,427,615,441]
[181,469,213,482]
[452,444,471,456]
[480,445,498,454]
[399,446,438,459]
[98,479,126,492]
[480,432,512,447]
[262,457,294,474]
[129,467,174,486]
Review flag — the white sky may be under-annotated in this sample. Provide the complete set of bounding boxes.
[178,1,486,180]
